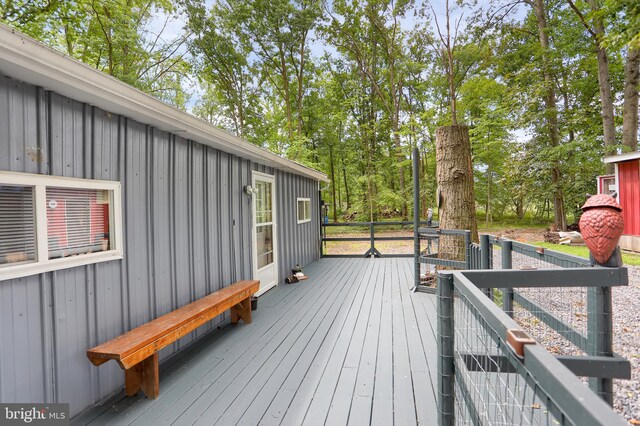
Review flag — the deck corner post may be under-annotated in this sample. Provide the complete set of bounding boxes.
[501,239,514,317]
[437,272,455,426]
[480,234,491,298]
[587,284,614,405]
[413,147,421,290]
[464,231,472,269]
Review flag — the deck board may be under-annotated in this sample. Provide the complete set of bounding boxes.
[74,258,438,426]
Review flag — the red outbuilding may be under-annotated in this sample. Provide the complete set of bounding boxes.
[601,152,640,252]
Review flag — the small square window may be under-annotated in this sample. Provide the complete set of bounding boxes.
[297,198,311,224]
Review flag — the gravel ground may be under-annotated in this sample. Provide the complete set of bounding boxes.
[495,250,640,423]
[612,266,640,422]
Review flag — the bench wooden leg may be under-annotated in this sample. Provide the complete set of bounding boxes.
[124,353,159,399]
[230,297,252,324]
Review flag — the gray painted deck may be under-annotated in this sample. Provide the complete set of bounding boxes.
[73,258,439,425]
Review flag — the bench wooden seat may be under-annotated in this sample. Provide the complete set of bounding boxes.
[87,279,260,399]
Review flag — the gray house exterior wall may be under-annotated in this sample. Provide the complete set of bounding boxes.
[0,73,320,417]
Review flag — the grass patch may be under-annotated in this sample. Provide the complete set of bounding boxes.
[476,214,549,230]
[532,241,640,266]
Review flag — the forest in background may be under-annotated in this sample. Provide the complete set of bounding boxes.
[2,0,639,230]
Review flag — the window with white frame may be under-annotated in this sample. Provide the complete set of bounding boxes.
[0,172,123,281]
[297,198,311,224]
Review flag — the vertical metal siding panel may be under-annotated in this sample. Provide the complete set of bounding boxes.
[172,135,193,350]
[90,107,126,402]
[240,159,252,280]
[0,78,37,172]
[173,136,191,308]
[0,76,10,170]
[151,130,176,361]
[219,152,232,286]
[206,149,219,294]
[51,268,93,415]
[151,130,173,317]
[125,121,152,328]
[0,276,45,403]
[190,143,208,338]
[191,143,207,299]
[231,156,240,282]
[204,149,224,331]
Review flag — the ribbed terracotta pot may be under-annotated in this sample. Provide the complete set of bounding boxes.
[579,194,624,265]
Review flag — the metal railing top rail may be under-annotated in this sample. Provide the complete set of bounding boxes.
[440,271,627,426]
[418,227,468,236]
[488,235,592,268]
[323,220,438,227]
[461,267,628,289]
[322,220,439,258]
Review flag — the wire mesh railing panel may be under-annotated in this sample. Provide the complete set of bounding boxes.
[419,229,472,287]
[453,288,568,425]
[512,286,589,355]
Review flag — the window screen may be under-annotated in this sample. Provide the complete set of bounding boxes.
[46,187,110,259]
[0,185,36,266]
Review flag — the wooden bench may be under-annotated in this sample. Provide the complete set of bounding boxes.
[86,280,260,399]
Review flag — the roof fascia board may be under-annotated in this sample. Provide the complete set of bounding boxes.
[0,24,328,182]
[604,152,640,164]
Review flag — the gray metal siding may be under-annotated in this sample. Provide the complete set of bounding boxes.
[0,74,321,417]
[276,170,320,278]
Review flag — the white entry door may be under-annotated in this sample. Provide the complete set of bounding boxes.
[252,172,278,296]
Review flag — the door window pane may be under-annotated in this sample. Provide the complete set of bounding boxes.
[256,181,273,224]
[256,224,273,269]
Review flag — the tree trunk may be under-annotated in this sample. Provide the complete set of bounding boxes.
[436,125,478,263]
[623,47,640,151]
[342,157,350,209]
[486,165,492,229]
[532,0,567,231]
[588,0,616,172]
[329,146,338,222]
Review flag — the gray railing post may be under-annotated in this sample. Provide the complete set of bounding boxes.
[587,285,614,405]
[501,239,514,317]
[464,231,472,269]
[437,272,455,426]
[413,147,420,289]
[370,222,375,256]
[480,234,492,298]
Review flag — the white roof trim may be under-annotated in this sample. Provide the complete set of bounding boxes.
[0,24,329,183]
[604,151,640,164]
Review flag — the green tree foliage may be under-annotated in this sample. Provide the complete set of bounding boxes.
[3,0,638,226]
[1,0,191,107]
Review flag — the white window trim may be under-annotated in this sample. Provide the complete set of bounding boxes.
[0,171,123,281]
[297,197,311,224]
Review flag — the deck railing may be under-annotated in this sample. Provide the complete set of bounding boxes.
[437,269,629,425]
[321,220,438,258]
[415,229,631,407]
